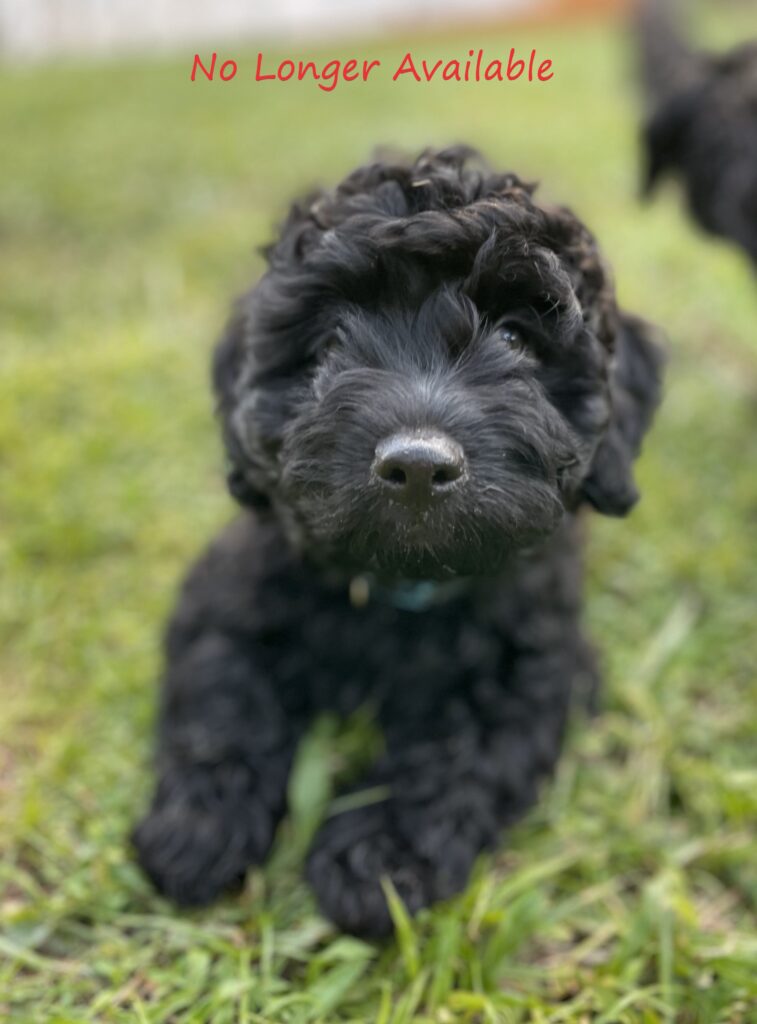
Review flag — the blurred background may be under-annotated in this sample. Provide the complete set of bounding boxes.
[1,1,755,1022]
[0,0,629,57]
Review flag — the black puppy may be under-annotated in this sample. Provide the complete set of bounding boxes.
[637,0,757,265]
[133,147,663,937]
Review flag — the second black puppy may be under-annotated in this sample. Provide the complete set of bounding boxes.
[637,0,757,266]
[134,147,663,936]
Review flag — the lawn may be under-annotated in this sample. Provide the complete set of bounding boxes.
[1,7,756,1023]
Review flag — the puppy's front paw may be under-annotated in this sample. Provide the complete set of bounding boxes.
[132,771,278,906]
[306,802,449,938]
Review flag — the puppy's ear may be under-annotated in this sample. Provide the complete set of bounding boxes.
[581,314,665,517]
[212,311,271,509]
[642,88,698,195]
[212,310,246,411]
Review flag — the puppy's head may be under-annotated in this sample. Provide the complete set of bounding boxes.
[215,147,663,579]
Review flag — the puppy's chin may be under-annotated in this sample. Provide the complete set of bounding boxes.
[297,512,565,582]
[278,468,568,581]
[362,548,507,582]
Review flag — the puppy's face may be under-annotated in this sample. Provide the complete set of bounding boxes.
[273,292,603,579]
[216,149,662,579]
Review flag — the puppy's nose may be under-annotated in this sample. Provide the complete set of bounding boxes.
[373,432,465,505]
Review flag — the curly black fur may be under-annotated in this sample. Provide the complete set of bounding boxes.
[133,146,664,936]
[637,0,757,265]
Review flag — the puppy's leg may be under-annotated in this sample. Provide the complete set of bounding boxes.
[133,630,300,906]
[306,651,572,937]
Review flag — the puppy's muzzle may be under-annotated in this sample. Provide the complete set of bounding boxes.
[372,431,466,509]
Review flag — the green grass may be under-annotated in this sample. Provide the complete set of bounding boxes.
[1,8,756,1022]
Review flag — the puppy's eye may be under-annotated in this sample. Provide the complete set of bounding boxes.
[499,324,526,348]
